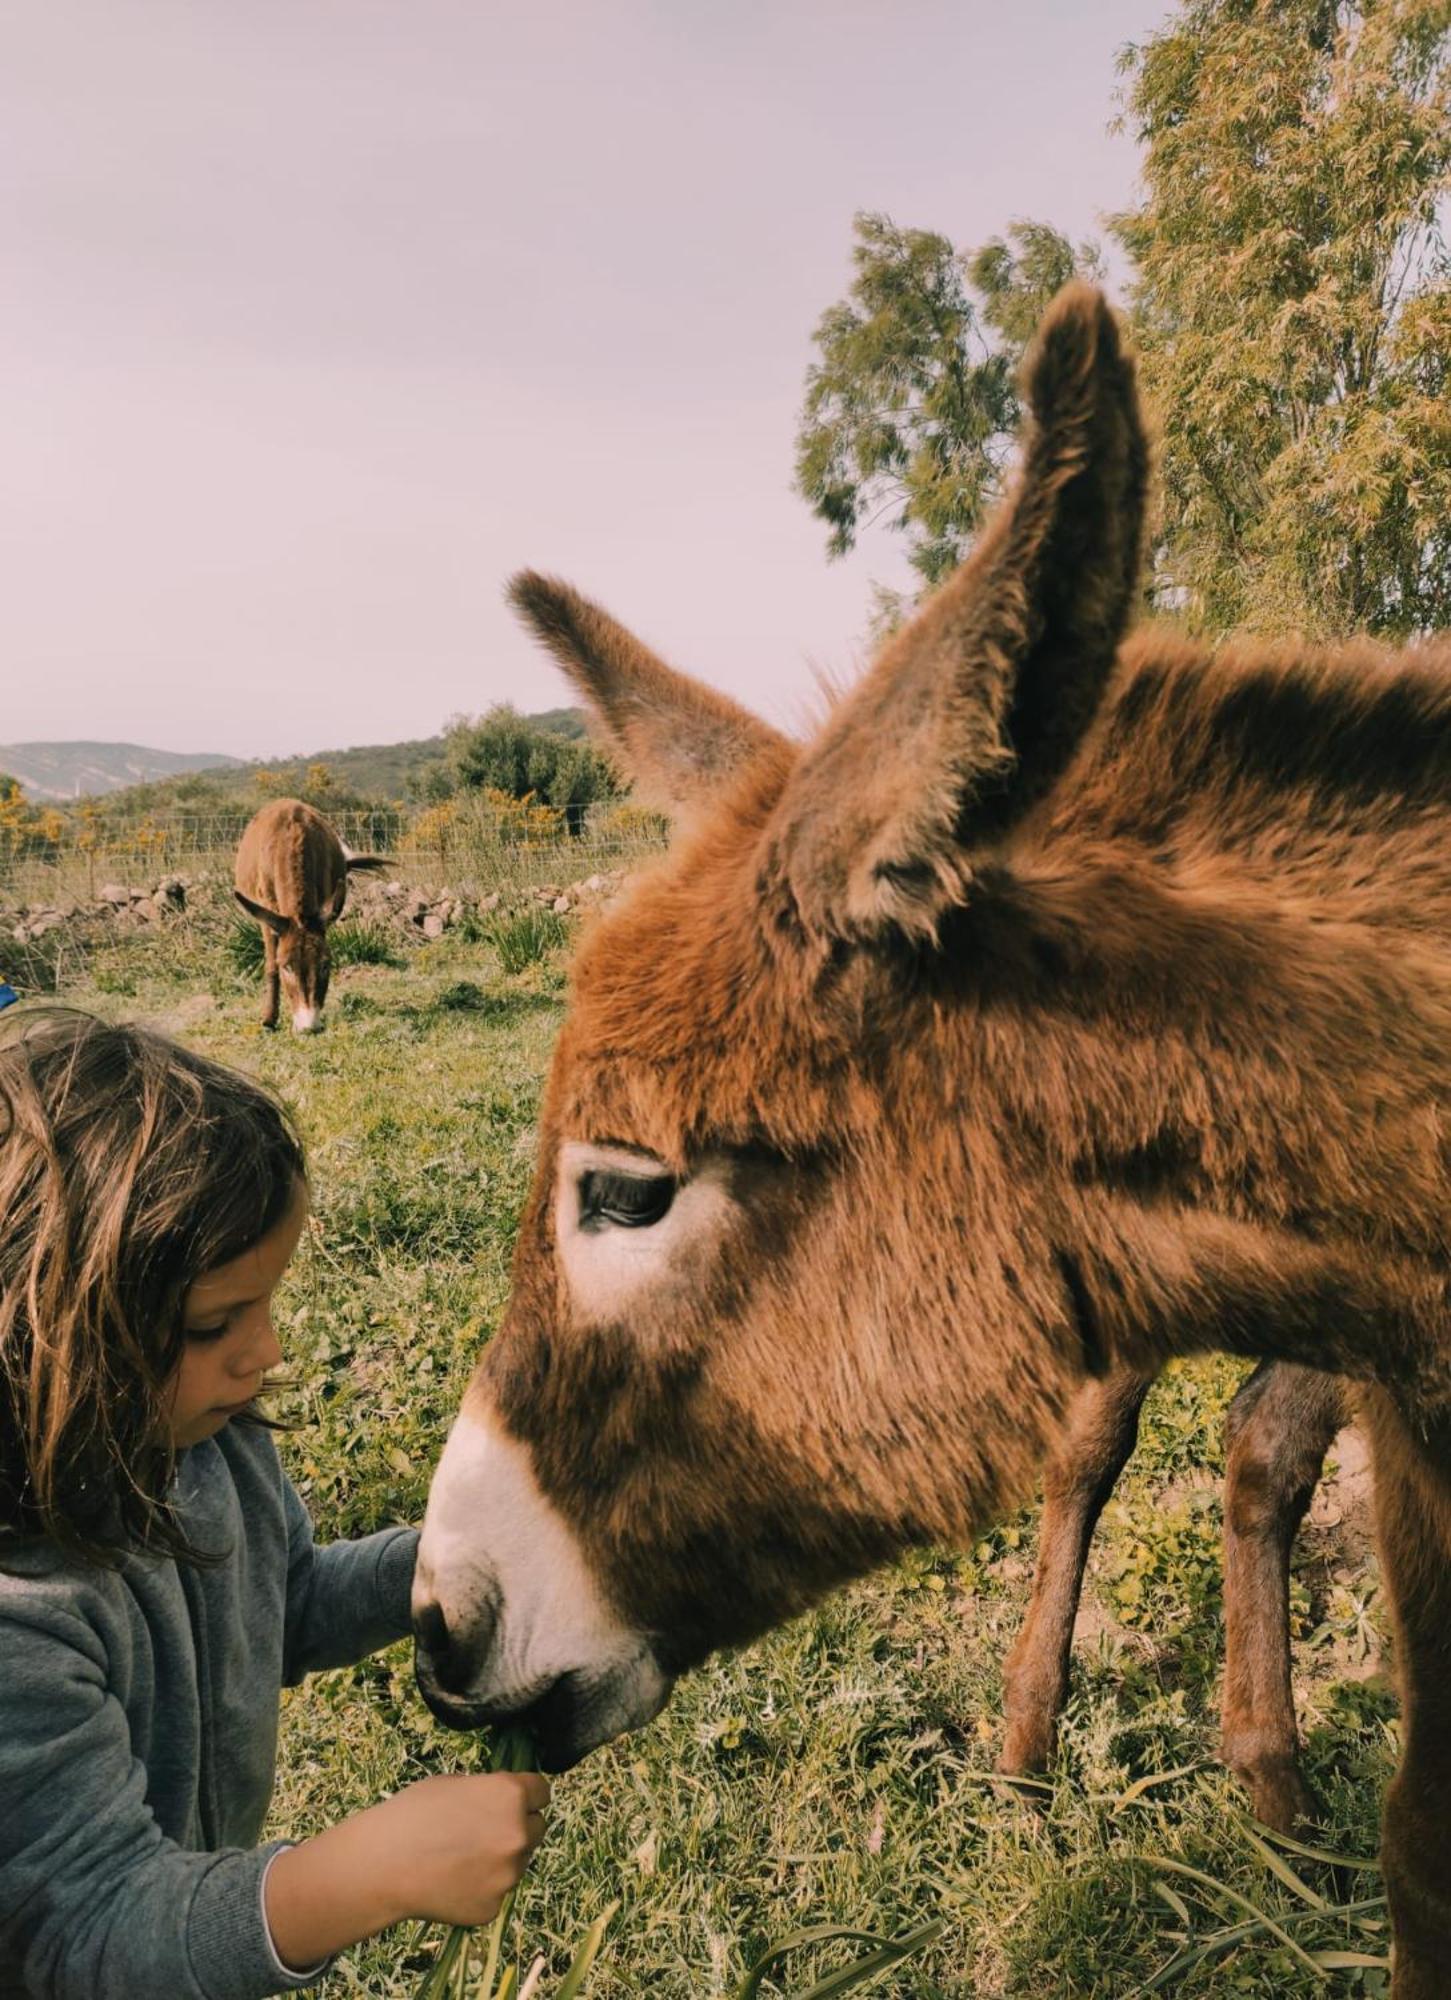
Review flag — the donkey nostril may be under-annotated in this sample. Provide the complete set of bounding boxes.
[414,1597,484,1697]
[414,1598,450,1659]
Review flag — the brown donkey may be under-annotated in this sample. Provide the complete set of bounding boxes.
[1002,1361,1351,1832]
[234,797,384,1034]
[414,285,1451,1994]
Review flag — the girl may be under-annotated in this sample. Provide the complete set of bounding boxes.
[0,1009,549,1998]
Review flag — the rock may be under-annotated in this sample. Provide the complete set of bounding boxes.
[155,875,187,909]
[422,912,446,939]
[552,895,572,914]
[477,891,502,914]
[132,898,161,924]
[98,883,131,906]
[583,873,607,894]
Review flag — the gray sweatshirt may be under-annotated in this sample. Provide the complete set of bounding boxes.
[0,1421,419,1999]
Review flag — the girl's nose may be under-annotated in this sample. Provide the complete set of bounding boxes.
[235,1310,284,1377]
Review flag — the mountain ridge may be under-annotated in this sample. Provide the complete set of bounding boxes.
[0,741,242,800]
[1,708,588,805]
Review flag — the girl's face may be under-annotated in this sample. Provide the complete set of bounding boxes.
[168,1177,309,1447]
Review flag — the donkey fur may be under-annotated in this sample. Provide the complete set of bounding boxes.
[487,283,1451,1993]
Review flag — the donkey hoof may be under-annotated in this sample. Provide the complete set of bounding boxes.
[997,1727,1054,1777]
[1239,1759,1318,1834]
[996,1718,1057,1808]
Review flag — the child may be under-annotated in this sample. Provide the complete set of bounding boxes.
[0,1009,549,1998]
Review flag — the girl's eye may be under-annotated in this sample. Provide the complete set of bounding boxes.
[579,1168,676,1231]
[185,1322,229,1343]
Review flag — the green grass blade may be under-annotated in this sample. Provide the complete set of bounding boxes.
[415,1924,470,2000]
[786,1920,945,2000]
[1108,1762,1205,1813]
[736,1919,943,2000]
[552,1900,620,2000]
[1255,1826,1382,1872]
[1134,1858,1329,1982]
[1235,1817,1328,1909]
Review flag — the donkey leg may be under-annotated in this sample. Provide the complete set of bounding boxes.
[1220,1363,1350,1832]
[998,1366,1151,1775]
[1362,1390,1451,1998]
[260,928,280,1030]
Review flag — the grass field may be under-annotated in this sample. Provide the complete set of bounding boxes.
[31,904,1396,1998]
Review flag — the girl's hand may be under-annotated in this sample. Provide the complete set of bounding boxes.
[379,1771,552,1926]
[264,1770,551,1969]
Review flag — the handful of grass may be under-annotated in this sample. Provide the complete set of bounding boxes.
[413,1727,941,1999]
[413,1729,609,2000]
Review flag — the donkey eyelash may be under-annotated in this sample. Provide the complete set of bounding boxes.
[578,1168,677,1231]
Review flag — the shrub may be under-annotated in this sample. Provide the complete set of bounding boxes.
[485,906,567,974]
[330,919,403,968]
[225,915,266,978]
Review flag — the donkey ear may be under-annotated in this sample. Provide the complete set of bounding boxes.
[768,283,1148,942]
[507,572,787,819]
[234,889,289,935]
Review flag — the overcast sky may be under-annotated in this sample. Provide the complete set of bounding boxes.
[2,0,1161,760]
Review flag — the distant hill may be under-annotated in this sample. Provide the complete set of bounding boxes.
[2,708,590,814]
[0,741,242,800]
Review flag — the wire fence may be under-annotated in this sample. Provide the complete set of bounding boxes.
[0,797,670,904]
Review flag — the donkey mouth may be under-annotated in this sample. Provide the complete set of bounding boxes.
[414,1650,675,1769]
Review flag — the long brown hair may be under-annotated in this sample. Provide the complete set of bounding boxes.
[0,1008,305,1567]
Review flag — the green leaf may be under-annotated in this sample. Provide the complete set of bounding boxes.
[735,1918,943,2000]
[552,1901,620,2000]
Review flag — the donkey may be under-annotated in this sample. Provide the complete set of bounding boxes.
[1001,1359,1351,1832]
[234,797,385,1033]
[413,285,1451,1994]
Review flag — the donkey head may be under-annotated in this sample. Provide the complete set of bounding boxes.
[415,285,1149,1767]
[234,875,348,1034]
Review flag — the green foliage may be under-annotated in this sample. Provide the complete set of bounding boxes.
[446,708,618,828]
[484,905,568,974]
[795,213,1102,587]
[226,915,267,978]
[1112,0,1451,638]
[330,919,405,969]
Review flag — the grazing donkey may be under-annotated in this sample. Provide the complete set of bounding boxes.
[234,797,384,1033]
[1001,1360,1351,1832]
[414,285,1451,1994]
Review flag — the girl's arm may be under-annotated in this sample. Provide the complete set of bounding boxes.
[263,1770,549,1969]
[279,1469,419,1683]
[1,1595,549,1996]
[0,1601,314,1999]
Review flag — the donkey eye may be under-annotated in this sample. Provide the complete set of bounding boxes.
[579,1168,676,1231]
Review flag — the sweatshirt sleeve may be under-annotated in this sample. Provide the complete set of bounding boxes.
[0,1600,320,2000]
[281,1478,418,1685]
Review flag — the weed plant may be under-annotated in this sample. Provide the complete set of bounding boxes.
[482,907,568,974]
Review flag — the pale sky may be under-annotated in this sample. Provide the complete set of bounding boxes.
[2,0,1161,761]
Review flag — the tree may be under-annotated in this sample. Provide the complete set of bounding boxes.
[1112,0,1451,639]
[794,213,1102,589]
[446,707,618,830]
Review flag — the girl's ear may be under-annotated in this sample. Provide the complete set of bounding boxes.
[765,283,1149,943]
[506,573,787,823]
